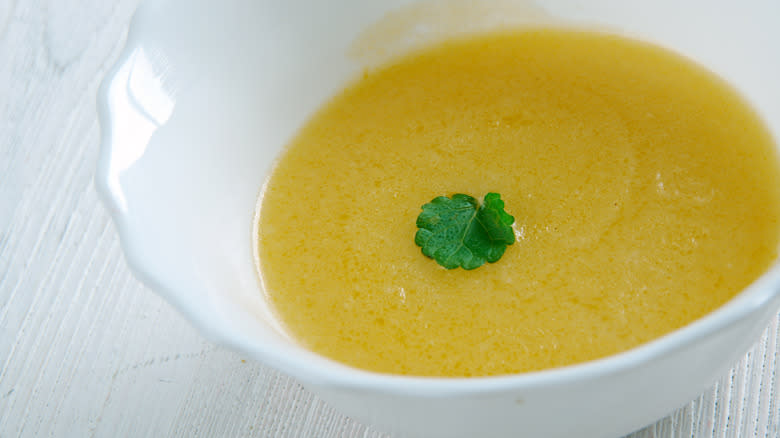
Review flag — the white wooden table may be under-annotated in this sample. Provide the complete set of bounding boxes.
[0,1,777,436]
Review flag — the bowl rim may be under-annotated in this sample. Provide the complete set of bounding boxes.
[95,0,780,397]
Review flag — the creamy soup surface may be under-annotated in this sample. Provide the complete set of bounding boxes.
[256,29,780,377]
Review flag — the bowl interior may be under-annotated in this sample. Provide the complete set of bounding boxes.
[99,0,780,379]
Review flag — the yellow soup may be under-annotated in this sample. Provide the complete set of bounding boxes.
[256,29,780,377]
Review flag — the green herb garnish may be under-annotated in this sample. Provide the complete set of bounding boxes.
[415,193,515,270]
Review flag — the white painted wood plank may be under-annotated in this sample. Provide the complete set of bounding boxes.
[0,0,777,437]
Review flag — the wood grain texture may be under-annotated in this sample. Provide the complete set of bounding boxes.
[0,0,777,437]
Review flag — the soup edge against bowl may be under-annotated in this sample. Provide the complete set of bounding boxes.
[250,18,780,377]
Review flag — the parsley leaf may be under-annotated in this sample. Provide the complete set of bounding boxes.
[414,193,515,270]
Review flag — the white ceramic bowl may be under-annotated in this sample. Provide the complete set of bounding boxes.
[96,1,780,437]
